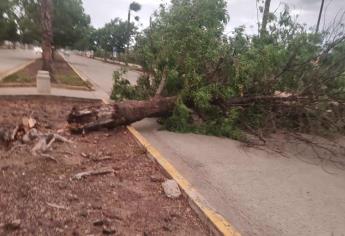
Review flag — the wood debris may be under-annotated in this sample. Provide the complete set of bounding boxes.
[47,202,69,210]
[73,167,114,180]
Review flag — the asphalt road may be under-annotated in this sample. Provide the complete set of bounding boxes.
[0,49,39,78]
[65,54,141,95]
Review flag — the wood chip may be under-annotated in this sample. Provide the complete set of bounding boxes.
[28,117,37,128]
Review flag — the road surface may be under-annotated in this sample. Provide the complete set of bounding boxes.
[65,54,141,95]
[0,49,39,79]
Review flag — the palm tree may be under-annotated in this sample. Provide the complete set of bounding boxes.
[40,0,53,71]
[316,0,325,33]
[260,0,271,37]
[126,1,141,64]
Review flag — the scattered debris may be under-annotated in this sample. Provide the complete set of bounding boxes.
[93,156,112,162]
[80,152,88,158]
[40,153,58,163]
[102,226,116,235]
[93,219,105,226]
[32,133,72,156]
[3,219,21,231]
[150,174,164,183]
[73,167,114,180]
[162,179,181,199]
[47,202,69,210]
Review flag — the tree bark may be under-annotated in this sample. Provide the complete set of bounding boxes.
[260,0,271,37]
[67,96,177,133]
[40,0,53,71]
[67,95,305,134]
[155,67,167,97]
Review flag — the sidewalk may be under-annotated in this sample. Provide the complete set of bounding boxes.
[133,118,345,236]
[0,87,102,100]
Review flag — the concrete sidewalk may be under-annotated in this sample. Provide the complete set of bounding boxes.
[0,87,101,100]
[133,119,345,236]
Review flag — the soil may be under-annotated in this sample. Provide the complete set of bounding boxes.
[1,53,92,89]
[0,97,209,236]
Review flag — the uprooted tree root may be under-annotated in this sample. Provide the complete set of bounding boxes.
[0,117,72,161]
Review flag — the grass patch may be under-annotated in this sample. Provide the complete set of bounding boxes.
[54,74,87,87]
[1,53,91,90]
[2,73,32,83]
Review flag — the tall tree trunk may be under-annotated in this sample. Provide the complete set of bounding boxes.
[40,0,53,71]
[316,0,325,33]
[260,0,271,37]
[126,9,131,66]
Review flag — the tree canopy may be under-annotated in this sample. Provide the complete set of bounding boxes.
[92,18,136,54]
[0,0,19,43]
[3,0,91,48]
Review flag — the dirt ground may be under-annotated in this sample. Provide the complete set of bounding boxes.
[0,97,209,236]
[1,53,91,89]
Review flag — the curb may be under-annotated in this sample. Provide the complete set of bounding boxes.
[59,52,95,90]
[0,94,102,103]
[127,126,241,236]
[61,53,111,105]
[92,56,144,73]
[0,59,37,82]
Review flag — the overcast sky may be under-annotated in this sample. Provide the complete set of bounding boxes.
[82,0,345,34]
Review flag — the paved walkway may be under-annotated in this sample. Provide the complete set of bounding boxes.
[133,119,345,236]
[0,49,39,79]
[0,87,101,100]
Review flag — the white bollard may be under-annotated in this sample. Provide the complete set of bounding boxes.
[36,70,51,94]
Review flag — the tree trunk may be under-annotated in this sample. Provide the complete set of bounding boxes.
[67,96,177,134]
[316,0,325,33]
[67,95,306,134]
[260,0,271,37]
[40,0,53,71]
[125,9,131,66]
[155,67,167,97]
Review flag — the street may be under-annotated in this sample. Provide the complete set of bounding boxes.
[65,54,141,95]
[0,49,39,79]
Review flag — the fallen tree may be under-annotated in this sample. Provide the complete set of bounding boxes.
[67,95,315,134]
[69,1,345,139]
[67,96,176,133]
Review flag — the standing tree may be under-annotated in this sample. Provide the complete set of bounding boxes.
[17,0,91,48]
[0,0,19,45]
[260,0,271,37]
[315,0,325,33]
[40,0,53,71]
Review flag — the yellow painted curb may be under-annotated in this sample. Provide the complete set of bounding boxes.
[0,59,37,82]
[59,52,94,90]
[127,126,241,236]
